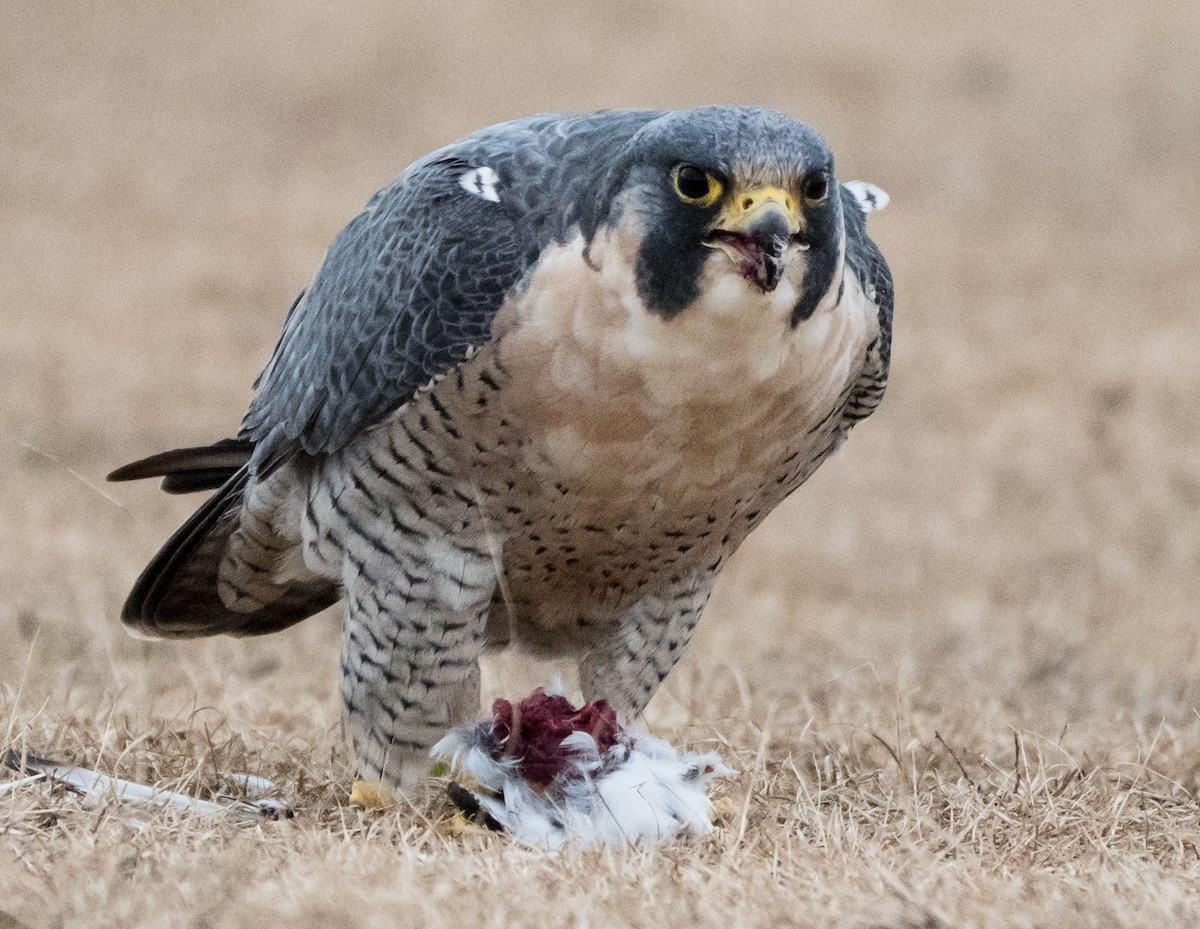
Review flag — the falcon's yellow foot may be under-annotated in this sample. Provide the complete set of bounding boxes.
[438,808,499,840]
[349,780,394,810]
[710,795,736,825]
[441,810,473,837]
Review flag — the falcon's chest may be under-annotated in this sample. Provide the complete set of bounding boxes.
[326,229,876,640]
[483,227,876,515]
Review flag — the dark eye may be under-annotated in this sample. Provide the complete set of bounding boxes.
[673,165,723,206]
[803,173,830,204]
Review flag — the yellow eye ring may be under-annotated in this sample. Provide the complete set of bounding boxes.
[673,165,723,207]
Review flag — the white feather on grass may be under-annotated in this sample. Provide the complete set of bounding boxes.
[2,752,292,822]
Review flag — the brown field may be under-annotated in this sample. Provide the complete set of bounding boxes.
[3,1,1200,925]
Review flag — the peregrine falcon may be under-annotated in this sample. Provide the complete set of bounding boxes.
[110,106,894,791]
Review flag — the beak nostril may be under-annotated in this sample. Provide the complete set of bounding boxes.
[741,197,754,210]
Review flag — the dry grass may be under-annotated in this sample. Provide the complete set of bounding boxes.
[3,0,1200,925]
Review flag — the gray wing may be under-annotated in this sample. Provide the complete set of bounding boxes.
[239,111,661,476]
[840,184,894,425]
[240,152,530,476]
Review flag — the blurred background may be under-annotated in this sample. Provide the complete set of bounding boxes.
[2,0,1199,765]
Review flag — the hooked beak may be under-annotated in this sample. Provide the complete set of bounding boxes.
[704,186,807,292]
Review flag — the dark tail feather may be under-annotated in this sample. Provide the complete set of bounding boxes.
[107,438,254,494]
[119,465,339,639]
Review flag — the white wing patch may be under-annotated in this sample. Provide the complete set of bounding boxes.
[843,180,890,214]
[459,166,501,203]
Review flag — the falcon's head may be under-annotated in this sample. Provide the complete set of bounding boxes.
[596,106,847,326]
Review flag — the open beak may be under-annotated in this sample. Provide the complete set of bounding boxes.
[704,186,805,292]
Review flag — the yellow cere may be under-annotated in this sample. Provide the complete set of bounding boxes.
[719,186,802,234]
